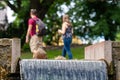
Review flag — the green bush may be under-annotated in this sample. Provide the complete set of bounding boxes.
[22,43,30,52]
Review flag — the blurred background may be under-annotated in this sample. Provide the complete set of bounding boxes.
[0,0,120,59]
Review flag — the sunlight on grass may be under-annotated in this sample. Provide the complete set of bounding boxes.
[21,46,85,60]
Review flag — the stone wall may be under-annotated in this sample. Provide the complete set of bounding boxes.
[0,38,20,80]
[112,42,120,80]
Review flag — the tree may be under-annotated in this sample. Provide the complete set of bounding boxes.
[68,0,120,42]
[43,0,71,45]
[1,0,71,46]
[1,0,66,46]
[1,0,120,46]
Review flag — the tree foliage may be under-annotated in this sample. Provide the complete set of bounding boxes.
[2,0,71,46]
[1,0,61,46]
[0,0,120,46]
[68,0,120,42]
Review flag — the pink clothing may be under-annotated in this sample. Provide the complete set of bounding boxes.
[28,16,38,37]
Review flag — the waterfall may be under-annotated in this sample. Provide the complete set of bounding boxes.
[20,59,108,80]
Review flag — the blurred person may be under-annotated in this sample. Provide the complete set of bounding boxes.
[58,14,73,59]
[25,9,47,59]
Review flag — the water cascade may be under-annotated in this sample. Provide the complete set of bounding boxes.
[20,59,108,80]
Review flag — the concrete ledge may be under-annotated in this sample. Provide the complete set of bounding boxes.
[85,41,112,65]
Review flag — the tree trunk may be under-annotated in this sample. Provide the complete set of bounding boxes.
[30,0,55,20]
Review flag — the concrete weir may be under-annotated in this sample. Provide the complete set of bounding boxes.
[20,59,108,80]
[1,38,120,80]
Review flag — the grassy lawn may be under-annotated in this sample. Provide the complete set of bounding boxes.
[21,46,85,60]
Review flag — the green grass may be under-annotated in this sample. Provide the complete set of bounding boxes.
[21,46,85,60]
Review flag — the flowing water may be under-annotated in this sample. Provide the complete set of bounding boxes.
[20,59,108,80]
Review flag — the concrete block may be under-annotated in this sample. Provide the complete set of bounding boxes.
[85,41,112,65]
[0,38,21,79]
